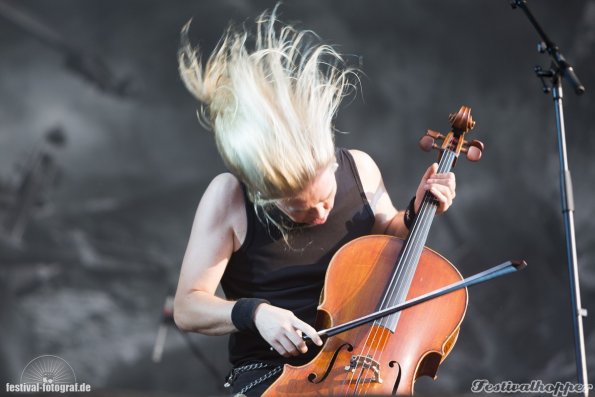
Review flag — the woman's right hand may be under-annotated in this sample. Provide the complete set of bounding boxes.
[254,303,323,357]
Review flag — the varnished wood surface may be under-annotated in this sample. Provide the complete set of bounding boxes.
[263,235,468,396]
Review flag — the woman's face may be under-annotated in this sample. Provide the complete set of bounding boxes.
[275,164,338,225]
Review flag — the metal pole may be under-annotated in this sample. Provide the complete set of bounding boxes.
[552,78,589,395]
[511,2,589,393]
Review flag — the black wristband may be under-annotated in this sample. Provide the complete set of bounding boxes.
[403,196,417,230]
[231,298,270,333]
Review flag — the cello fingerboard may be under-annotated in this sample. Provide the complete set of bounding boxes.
[375,147,457,332]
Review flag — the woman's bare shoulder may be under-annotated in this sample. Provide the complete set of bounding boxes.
[201,173,247,249]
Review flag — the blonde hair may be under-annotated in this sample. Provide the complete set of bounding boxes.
[178,7,357,204]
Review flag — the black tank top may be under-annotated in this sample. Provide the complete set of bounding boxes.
[221,148,375,366]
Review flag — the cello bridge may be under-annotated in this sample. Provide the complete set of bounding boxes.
[343,355,383,384]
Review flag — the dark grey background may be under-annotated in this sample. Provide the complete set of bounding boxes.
[0,0,594,396]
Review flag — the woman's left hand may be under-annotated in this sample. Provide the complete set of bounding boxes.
[414,163,456,215]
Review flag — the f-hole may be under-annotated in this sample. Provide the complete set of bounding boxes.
[308,343,354,384]
[389,360,401,395]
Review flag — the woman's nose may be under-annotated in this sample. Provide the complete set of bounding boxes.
[313,203,328,217]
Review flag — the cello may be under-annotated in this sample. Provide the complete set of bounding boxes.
[262,106,484,396]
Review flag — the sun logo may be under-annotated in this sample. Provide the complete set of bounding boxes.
[20,355,76,386]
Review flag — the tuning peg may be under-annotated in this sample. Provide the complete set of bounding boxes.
[463,139,484,161]
[419,129,444,152]
[426,129,445,140]
[419,136,434,152]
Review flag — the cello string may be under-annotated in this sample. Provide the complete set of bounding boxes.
[350,327,382,395]
[378,150,451,321]
[340,297,403,395]
[378,150,451,325]
[375,192,433,323]
[337,150,451,395]
[354,189,440,396]
[341,328,386,395]
[354,148,456,395]
[375,148,453,325]
[387,149,453,315]
[346,152,450,397]
[356,149,453,380]
[343,188,443,395]
[342,308,387,394]
[366,151,452,395]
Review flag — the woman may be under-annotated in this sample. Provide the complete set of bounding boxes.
[173,8,456,396]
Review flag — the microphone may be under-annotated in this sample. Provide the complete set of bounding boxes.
[558,57,585,95]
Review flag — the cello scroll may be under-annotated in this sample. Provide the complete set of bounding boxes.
[419,105,484,162]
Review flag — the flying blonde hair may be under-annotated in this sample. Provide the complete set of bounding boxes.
[178,7,356,205]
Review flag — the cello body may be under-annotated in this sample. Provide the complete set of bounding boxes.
[263,106,479,396]
[262,235,467,396]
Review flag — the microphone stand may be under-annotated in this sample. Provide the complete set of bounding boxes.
[511,1,589,395]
